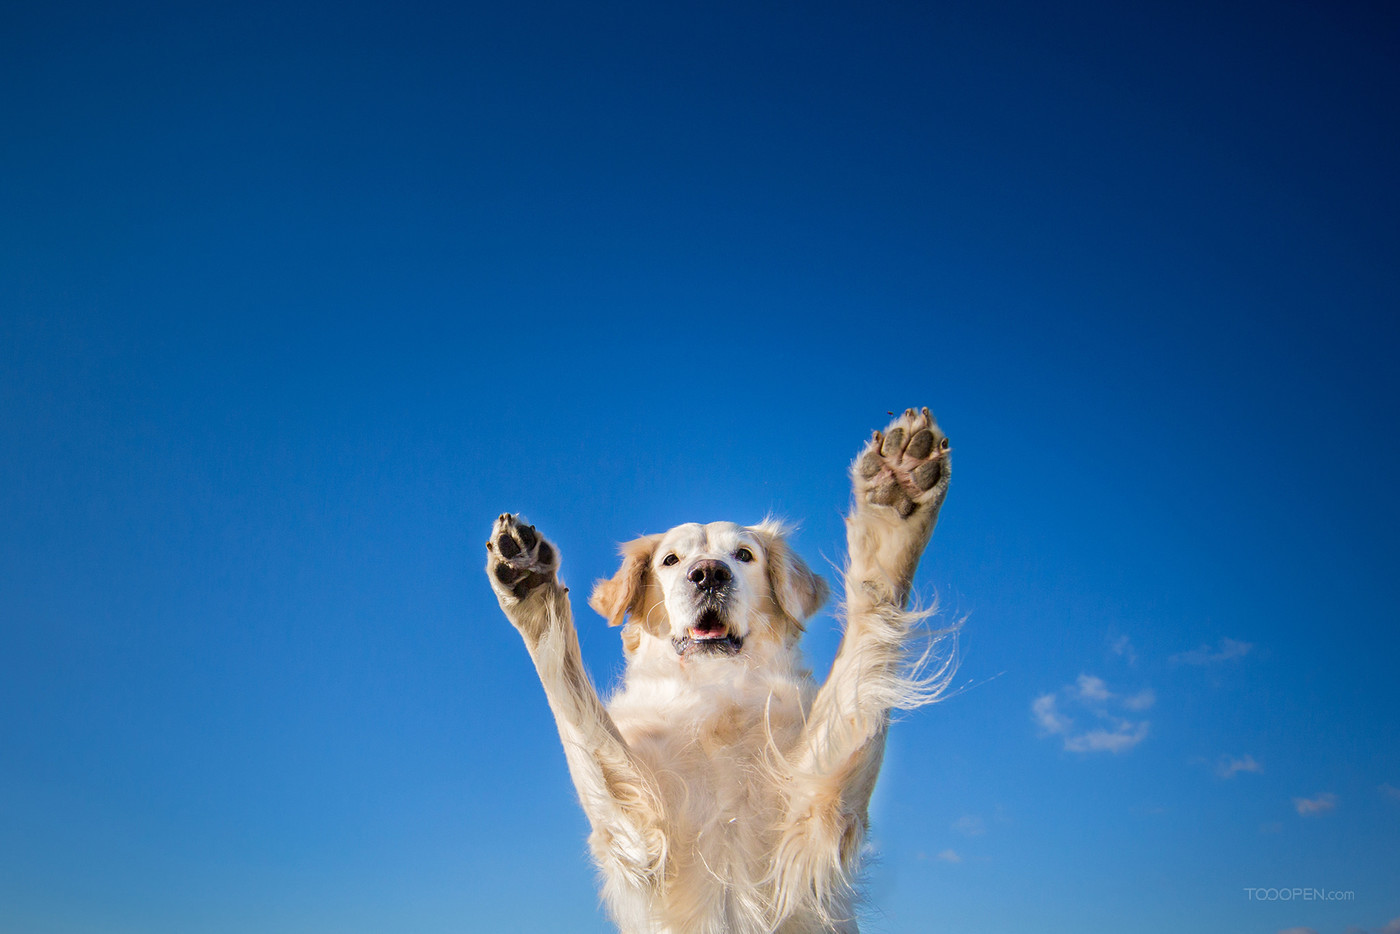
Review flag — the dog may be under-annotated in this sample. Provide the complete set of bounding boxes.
[485,408,952,933]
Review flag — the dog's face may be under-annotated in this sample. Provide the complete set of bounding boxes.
[654,522,770,656]
[589,519,828,659]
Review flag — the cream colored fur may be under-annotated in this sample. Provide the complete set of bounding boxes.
[485,408,953,934]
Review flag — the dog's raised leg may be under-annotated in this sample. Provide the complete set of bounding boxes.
[486,514,666,912]
[845,406,951,606]
[772,409,951,926]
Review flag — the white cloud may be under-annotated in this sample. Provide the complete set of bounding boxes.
[1122,688,1156,711]
[1031,675,1151,754]
[1170,636,1253,665]
[936,848,961,863]
[1076,673,1112,702]
[1217,754,1262,779]
[951,814,985,837]
[1292,792,1338,817]
[1109,633,1137,665]
[1379,916,1400,934]
[1380,783,1400,802]
[1276,928,1319,934]
[1063,720,1149,754]
[1033,693,1072,735]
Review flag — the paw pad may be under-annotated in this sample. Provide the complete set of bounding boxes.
[487,514,558,600]
[853,408,949,518]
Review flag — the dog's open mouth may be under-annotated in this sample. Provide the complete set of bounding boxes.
[673,609,743,656]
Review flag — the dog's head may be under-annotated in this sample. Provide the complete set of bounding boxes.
[588,519,829,659]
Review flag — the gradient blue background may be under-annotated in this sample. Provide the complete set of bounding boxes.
[3,1,1397,932]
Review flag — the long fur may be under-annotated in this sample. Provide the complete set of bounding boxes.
[485,408,954,933]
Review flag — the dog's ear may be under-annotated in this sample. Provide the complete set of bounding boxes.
[752,519,829,628]
[589,534,662,627]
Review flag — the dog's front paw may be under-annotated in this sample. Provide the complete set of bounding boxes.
[853,408,950,519]
[486,514,560,603]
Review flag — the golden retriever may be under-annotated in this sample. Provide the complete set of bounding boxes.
[485,408,953,933]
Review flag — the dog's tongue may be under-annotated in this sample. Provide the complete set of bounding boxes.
[691,609,727,639]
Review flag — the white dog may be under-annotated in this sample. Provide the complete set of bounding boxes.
[485,408,952,933]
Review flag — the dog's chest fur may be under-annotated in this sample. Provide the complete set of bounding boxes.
[606,648,815,926]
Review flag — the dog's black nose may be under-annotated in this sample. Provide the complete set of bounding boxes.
[687,559,732,591]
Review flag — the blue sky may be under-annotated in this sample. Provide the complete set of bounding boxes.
[2,1,1397,932]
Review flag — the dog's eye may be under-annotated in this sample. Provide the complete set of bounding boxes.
[735,547,754,563]
[662,553,679,567]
